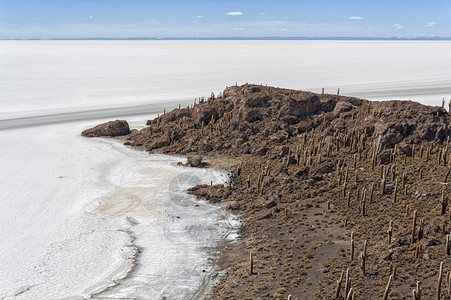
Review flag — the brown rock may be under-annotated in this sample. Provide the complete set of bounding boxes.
[279,96,321,118]
[280,115,299,124]
[378,150,391,165]
[193,106,218,127]
[187,183,231,203]
[255,146,269,156]
[243,95,271,108]
[333,101,354,115]
[81,120,130,137]
[320,97,338,112]
[425,217,443,235]
[263,200,277,209]
[258,210,273,220]
[242,108,264,123]
[187,156,204,167]
[269,131,289,143]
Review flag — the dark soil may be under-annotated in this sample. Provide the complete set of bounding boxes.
[84,84,451,299]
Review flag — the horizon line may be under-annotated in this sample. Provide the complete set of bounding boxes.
[2,36,451,41]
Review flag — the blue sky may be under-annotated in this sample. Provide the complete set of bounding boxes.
[0,0,450,39]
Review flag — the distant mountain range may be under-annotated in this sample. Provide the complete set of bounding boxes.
[3,36,451,41]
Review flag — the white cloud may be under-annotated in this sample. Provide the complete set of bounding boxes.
[89,16,94,19]
[260,12,266,15]
[233,27,244,31]
[280,28,288,32]
[425,22,436,27]
[349,16,363,20]
[197,16,203,18]
[394,24,404,29]
[226,12,243,16]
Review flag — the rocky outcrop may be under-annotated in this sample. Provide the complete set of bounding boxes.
[278,95,321,118]
[81,120,130,137]
[352,100,449,149]
[84,84,451,299]
[187,184,232,203]
[84,85,451,161]
[187,156,204,167]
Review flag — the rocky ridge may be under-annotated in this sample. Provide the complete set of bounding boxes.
[121,85,449,158]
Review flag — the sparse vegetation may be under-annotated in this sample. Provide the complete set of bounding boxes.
[95,83,451,299]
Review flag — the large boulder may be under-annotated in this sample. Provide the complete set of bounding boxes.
[333,101,354,115]
[82,120,130,137]
[187,156,204,167]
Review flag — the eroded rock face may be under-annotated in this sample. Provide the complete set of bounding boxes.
[279,96,321,118]
[243,95,271,108]
[369,101,450,148]
[187,156,203,167]
[81,120,130,137]
[333,101,354,115]
[193,106,219,127]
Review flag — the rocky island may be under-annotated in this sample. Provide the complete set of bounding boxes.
[84,84,451,299]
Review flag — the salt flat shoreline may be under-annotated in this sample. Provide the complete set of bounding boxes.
[82,83,451,298]
[92,136,241,299]
[79,137,240,299]
[87,228,139,298]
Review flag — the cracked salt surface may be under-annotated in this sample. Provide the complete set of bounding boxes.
[0,119,238,299]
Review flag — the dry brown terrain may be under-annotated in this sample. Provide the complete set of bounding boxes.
[84,84,451,299]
